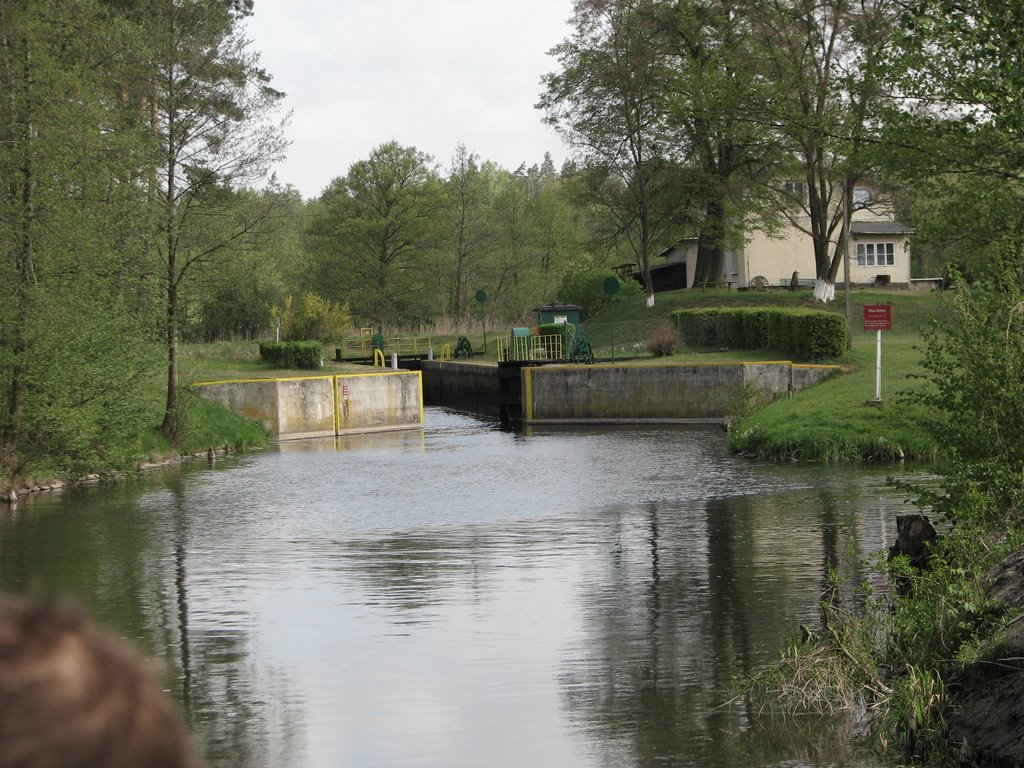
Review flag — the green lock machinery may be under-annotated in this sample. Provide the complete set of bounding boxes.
[568,327,594,364]
[454,335,474,358]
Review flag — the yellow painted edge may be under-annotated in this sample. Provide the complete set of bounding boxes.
[527,360,794,375]
[338,370,416,378]
[522,361,843,376]
[194,374,337,387]
[416,370,425,425]
[195,370,420,388]
[332,375,341,435]
[523,367,534,422]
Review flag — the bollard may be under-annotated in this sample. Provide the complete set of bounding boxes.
[428,347,433,361]
[391,352,398,370]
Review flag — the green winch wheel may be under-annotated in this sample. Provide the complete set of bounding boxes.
[571,338,594,364]
[455,335,473,358]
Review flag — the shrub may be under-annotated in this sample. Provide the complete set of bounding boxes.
[672,307,847,361]
[271,293,352,342]
[258,341,323,370]
[537,322,576,357]
[674,309,720,347]
[741,309,771,349]
[559,268,644,318]
[646,323,678,357]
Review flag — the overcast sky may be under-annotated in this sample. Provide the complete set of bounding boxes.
[242,0,574,199]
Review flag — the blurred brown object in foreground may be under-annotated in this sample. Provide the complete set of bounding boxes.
[0,593,202,768]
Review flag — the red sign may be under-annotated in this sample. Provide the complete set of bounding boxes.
[863,305,892,331]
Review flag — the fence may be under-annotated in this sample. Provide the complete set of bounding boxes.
[337,336,436,358]
[496,334,564,362]
[577,318,674,359]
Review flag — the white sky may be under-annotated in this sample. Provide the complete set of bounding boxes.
[243,0,574,199]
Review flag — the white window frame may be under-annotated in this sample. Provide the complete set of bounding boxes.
[856,242,895,267]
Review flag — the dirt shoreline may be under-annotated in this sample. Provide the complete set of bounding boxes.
[0,446,235,505]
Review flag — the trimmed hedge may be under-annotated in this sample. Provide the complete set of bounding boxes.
[537,322,577,354]
[258,340,323,370]
[672,307,847,361]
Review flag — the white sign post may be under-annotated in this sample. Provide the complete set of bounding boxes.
[863,305,892,403]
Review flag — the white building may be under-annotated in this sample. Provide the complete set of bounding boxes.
[644,182,914,292]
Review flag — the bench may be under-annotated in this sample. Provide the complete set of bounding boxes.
[779,277,816,289]
[910,277,943,291]
[697,280,736,291]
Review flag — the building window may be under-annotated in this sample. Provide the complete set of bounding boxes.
[856,242,895,267]
[853,188,871,207]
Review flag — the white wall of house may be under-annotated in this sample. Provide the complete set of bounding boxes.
[661,183,912,290]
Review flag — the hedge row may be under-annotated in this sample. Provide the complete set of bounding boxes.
[672,307,847,361]
[258,340,323,370]
[537,322,577,341]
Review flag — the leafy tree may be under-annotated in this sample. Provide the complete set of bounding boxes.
[433,146,497,323]
[308,142,438,328]
[748,0,898,301]
[889,0,1024,525]
[877,0,1024,269]
[656,0,784,287]
[822,7,1024,755]
[134,0,289,437]
[271,293,352,343]
[560,267,644,318]
[186,186,303,341]
[484,160,583,322]
[0,0,159,481]
[540,0,679,308]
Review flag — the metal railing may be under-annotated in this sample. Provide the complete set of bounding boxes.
[496,334,563,362]
[338,336,436,358]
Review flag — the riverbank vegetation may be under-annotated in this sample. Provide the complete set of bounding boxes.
[740,259,1024,765]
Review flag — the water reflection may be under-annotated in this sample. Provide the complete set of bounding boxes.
[558,487,880,767]
[0,409,908,768]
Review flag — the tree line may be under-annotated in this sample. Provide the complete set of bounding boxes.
[2,0,286,477]
[539,0,1024,305]
[2,0,1022,483]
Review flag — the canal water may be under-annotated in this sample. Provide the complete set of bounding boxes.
[0,408,912,768]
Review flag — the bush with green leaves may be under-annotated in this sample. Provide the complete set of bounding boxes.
[559,267,644,318]
[673,307,846,361]
[1,290,159,484]
[875,250,1024,731]
[271,293,352,343]
[258,341,323,370]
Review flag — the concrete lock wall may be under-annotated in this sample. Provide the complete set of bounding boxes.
[420,361,501,419]
[523,362,839,424]
[196,371,423,440]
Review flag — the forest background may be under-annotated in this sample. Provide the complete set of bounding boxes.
[1,0,1022,486]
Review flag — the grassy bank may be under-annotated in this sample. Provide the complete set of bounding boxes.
[725,335,937,462]
[592,287,943,463]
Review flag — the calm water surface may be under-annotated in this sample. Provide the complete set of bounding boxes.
[0,408,912,768]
